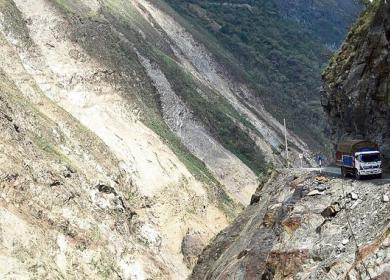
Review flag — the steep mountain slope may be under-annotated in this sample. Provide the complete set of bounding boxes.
[0,15,227,280]
[163,0,362,148]
[0,0,314,278]
[322,0,390,162]
[0,0,364,279]
[0,1,237,278]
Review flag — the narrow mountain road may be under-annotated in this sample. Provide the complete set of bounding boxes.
[284,166,390,184]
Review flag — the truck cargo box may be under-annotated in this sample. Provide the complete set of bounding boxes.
[336,140,382,178]
[336,140,378,167]
[336,140,378,154]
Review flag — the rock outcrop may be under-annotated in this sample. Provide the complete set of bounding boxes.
[191,170,390,280]
[322,1,390,160]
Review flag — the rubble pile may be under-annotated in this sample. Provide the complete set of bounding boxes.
[191,171,390,280]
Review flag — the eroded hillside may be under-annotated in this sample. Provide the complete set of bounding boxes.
[0,0,317,278]
[163,0,362,148]
[0,0,368,279]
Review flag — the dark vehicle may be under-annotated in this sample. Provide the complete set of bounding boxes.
[336,140,382,179]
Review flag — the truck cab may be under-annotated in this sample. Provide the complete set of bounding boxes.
[354,151,382,178]
[336,140,382,179]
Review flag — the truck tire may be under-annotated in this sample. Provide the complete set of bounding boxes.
[376,173,383,179]
[341,167,347,178]
[354,169,361,180]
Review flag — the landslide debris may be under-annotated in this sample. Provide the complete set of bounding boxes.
[191,171,390,280]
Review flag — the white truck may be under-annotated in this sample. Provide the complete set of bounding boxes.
[336,140,382,179]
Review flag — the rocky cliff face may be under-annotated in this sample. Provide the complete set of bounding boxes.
[322,1,390,159]
[191,170,390,280]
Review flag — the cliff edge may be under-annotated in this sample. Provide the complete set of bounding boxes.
[191,170,389,279]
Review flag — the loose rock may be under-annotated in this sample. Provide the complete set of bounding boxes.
[307,190,322,196]
[342,239,349,245]
[315,176,329,184]
[349,192,358,200]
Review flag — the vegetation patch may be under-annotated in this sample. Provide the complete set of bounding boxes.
[0,0,33,46]
[0,69,72,165]
[162,0,361,149]
[154,50,266,175]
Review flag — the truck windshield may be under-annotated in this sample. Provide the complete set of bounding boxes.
[359,154,380,162]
